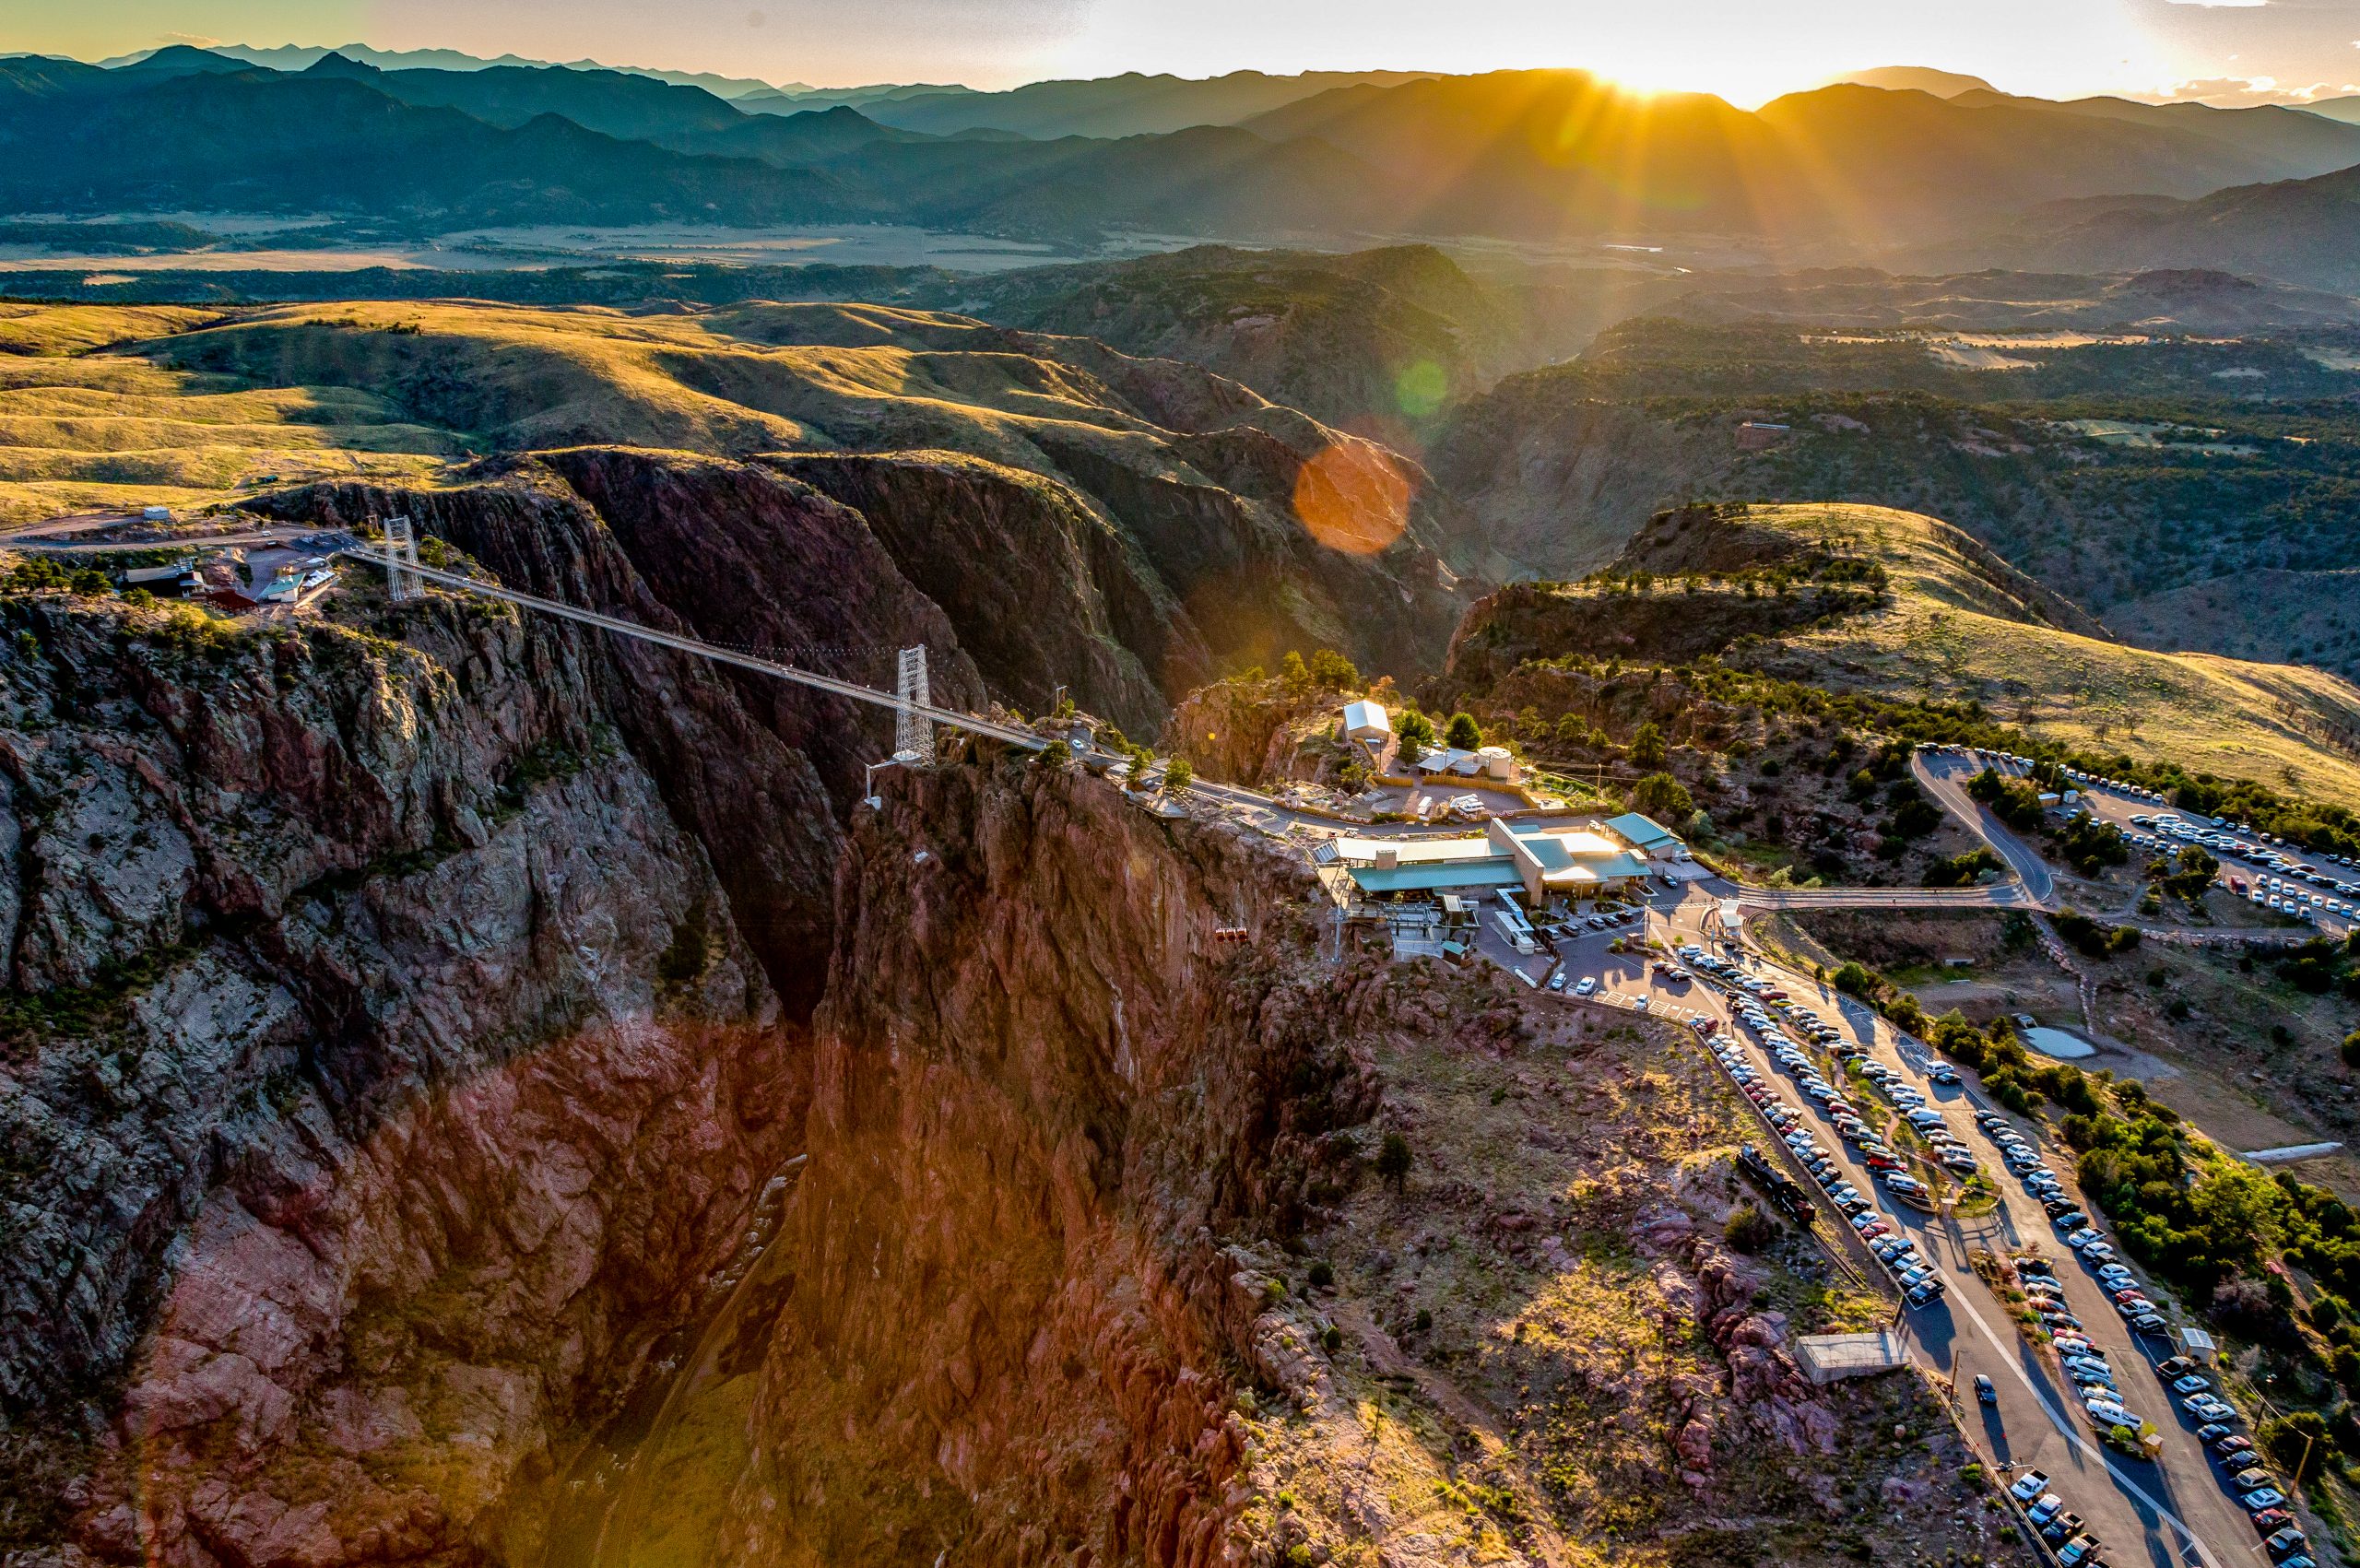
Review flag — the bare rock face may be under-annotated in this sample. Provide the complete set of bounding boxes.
[254,448,991,1012]
[767,449,1191,736]
[713,754,1381,1562]
[0,588,806,1560]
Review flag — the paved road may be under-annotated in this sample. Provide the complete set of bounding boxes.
[1736,883,2036,911]
[1547,883,2261,1568]
[1916,750,2059,907]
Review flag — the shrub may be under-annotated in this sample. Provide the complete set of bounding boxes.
[1444,712,1483,750]
[1375,1131,1412,1191]
[1306,1259,1334,1290]
[1035,739,1072,769]
[1162,757,1193,792]
[1725,1204,1777,1254]
[2260,1409,2330,1483]
[2343,1032,2360,1069]
[1320,1324,1344,1354]
[1630,722,1667,768]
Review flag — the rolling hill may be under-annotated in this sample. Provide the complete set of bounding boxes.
[4,299,1475,727]
[0,303,454,525]
[1941,162,2360,292]
[1450,501,2360,804]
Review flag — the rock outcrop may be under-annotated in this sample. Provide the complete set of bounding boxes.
[0,585,807,1559]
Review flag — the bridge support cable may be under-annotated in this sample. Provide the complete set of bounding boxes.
[336,550,1049,754]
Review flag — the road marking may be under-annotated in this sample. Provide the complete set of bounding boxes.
[1936,1279,2224,1568]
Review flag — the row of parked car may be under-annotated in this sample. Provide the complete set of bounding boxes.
[1698,972,1947,1308]
[2151,1356,2309,1541]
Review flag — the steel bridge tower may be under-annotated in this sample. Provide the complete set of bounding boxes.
[895,645,933,763]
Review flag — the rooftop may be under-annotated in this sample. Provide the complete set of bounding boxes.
[1605,811,1680,851]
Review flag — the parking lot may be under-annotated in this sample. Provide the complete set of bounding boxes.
[1540,880,2277,1568]
[1959,745,2356,937]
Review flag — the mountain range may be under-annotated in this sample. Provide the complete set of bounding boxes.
[5,48,2360,270]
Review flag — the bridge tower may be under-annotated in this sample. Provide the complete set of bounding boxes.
[381,515,421,603]
[894,645,933,763]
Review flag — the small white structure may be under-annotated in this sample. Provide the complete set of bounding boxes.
[1341,700,1390,745]
[1794,1329,1906,1385]
[140,505,171,523]
[1474,745,1516,781]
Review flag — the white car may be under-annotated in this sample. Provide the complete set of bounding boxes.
[1574,977,1599,997]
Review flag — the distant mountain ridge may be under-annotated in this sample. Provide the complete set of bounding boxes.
[1936,161,2360,291]
[88,40,801,98]
[4,52,2359,261]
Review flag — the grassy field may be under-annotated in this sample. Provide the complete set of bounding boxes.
[0,297,1235,530]
[147,300,1206,472]
[1729,502,2360,805]
[0,303,456,526]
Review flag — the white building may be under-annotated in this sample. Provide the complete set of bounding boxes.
[1341,700,1390,745]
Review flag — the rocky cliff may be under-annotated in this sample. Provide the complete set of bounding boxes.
[161,300,1480,719]
[0,583,807,1561]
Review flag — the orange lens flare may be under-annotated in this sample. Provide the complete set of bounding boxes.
[1292,442,1411,557]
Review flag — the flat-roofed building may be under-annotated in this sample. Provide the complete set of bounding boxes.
[1341,699,1390,745]
[1605,811,1689,863]
[1329,822,1646,903]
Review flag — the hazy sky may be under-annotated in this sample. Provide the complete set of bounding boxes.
[4,0,2356,104]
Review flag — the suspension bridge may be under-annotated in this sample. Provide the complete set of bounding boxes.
[352,517,1050,761]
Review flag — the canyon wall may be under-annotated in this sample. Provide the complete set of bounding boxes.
[0,577,816,1561]
[714,750,1375,1562]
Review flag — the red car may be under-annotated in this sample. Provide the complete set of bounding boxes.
[2251,1510,2296,1536]
[1864,1154,1902,1172]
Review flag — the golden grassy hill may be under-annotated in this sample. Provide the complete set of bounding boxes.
[0,303,455,526]
[1734,503,2360,804]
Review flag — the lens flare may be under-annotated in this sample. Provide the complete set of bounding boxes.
[1292,442,1412,557]
[1393,360,1450,419]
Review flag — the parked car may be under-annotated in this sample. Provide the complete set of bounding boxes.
[2008,1470,2051,1503]
[2244,1488,2288,1512]
[2263,1527,2309,1558]
[1574,977,1599,996]
[1975,1373,1997,1405]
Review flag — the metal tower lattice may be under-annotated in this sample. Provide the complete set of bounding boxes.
[382,515,421,603]
[894,645,933,762]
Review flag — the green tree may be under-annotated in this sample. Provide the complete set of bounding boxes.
[1035,739,1072,769]
[1279,650,1311,690]
[1630,722,1667,768]
[1395,710,1434,766]
[1375,1131,1413,1191]
[1162,756,1193,792]
[1629,772,1693,823]
[1307,648,1360,691]
[1444,712,1483,750]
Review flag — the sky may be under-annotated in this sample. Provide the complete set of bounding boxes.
[3,0,2356,104]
